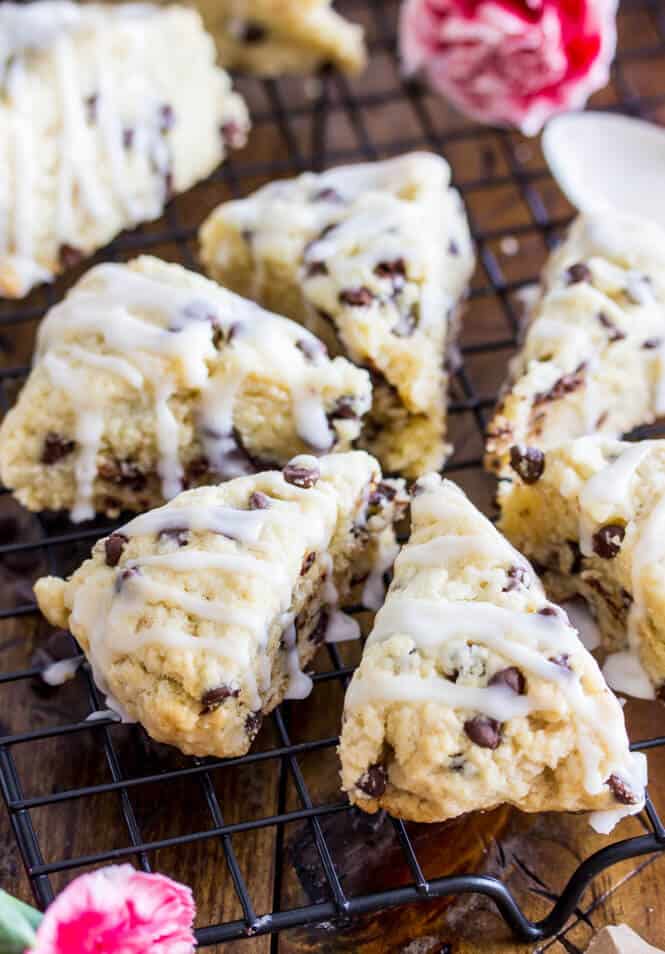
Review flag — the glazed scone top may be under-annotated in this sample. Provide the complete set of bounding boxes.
[202,152,474,414]
[0,3,248,297]
[35,451,384,718]
[486,213,665,470]
[503,436,665,697]
[345,475,647,831]
[25,256,371,520]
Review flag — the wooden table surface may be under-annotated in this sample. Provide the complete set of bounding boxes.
[1,1,665,952]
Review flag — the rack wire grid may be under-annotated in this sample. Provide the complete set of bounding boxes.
[1,0,665,948]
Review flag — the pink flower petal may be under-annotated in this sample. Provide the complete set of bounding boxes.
[399,0,618,134]
[27,865,196,954]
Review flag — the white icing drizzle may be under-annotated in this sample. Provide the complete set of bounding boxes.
[346,478,646,823]
[325,610,360,644]
[121,503,269,545]
[282,619,313,700]
[69,455,375,716]
[579,442,654,554]
[564,598,601,652]
[572,439,663,698]
[0,4,170,285]
[602,650,654,701]
[362,534,399,611]
[41,656,83,686]
[34,262,358,519]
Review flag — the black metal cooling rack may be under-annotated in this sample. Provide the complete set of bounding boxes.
[1,0,665,947]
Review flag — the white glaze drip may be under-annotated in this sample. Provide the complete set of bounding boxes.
[41,656,83,686]
[282,619,313,700]
[579,442,653,555]
[34,262,357,518]
[347,478,646,822]
[325,610,360,643]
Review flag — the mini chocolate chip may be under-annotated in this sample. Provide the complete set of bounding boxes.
[464,716,502,749]
[123,127,135,149]
[503,565,528,592]
[539,607,558,617]
[597,312,626,342]
[368,481,398,517]
[549,653,571,671]
[592,523,625,559]
[313,187,344,203]
[245,711,263,738]
[374,258,406,283]
[301,552,316,576]
[85,93,98,123]
[488,667,526,695]
[201,684,240,713]
[449,753,465,772]
[448,239,460,256]
[184,456,210,487]
[241,20,267,43]
[657,684,665,703]
[357,763,387,797]
[58,244,84,270]
[105,533,128,567]
[249,491,270,510]
[283,462,320,489]
[46,630,77,661]
[643,337,662,349]
[534,364,587,405]
[328,396,358,421]
[159,104,175,133]
[607,773,639,805]
[159,527,189,547]
[339,287,374,308]
[509,445,545,484]
[566,262,592,285]
[99,459,147,492]
[306,261,328,278]
[115,567,139,593]
[296,337,328,364]
[41,433,76,465]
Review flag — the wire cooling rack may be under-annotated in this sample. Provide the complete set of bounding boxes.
[1,0,665,948]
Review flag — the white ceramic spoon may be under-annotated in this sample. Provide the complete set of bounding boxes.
[542,111,665,228]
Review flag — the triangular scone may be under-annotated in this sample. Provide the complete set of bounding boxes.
[200,153,475,477]
[339,475,646,831]
[486,213,665,477]
[0,257,372,521]
[35,451,407,758]
[499,436,665,699]
[197,0,366,76]
[0,3,248,299]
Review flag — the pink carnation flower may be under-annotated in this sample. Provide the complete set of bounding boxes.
[27,865,196,954]
[399,0,618,135]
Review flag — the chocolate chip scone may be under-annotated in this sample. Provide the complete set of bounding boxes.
[0,2,249,299]
[499,436,665,700]
[200,152,475,477]
[35,451,406,757]
[0,256,372,521]
[198,0,366,76]
[486,213,665,477]
[339,474,646,831]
